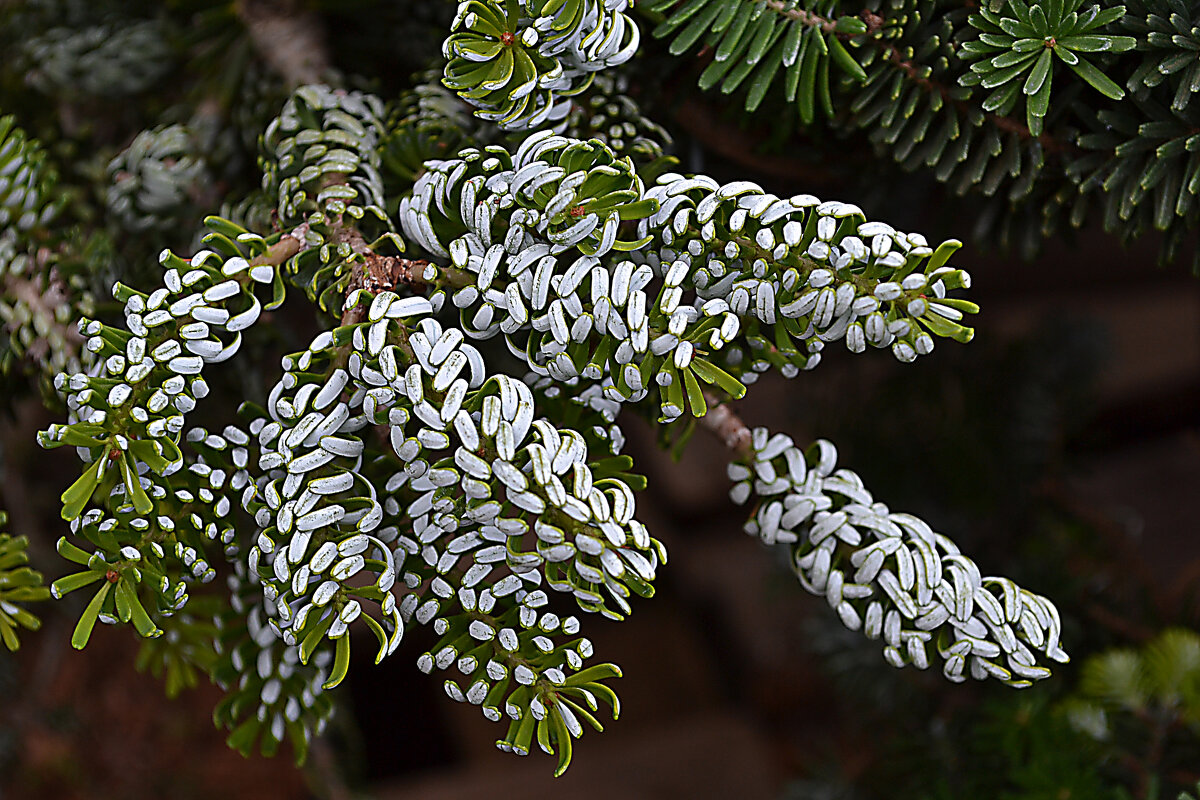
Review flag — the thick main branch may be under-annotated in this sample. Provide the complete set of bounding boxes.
[236,0,332,88]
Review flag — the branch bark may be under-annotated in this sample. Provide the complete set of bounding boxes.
[699,392,754,461]
[762,0,840,32]
[235,0,332,88]
[249,221,310,268]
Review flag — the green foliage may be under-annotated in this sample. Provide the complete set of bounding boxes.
[959,0,1135,136]
[260,84,396,313]
[211,559,337,763]
[382,74,494,187]
[0,114,60,234]
[645,0,869,121]
[261,85,389,229]
[1040,629,1200,797]
[1071,94,1200,267]
[842,0,1068,237]
[107,124,213,234]
[443,0,640,130]
[0,112,91,402]
[134,594,220,698]
[39,228,285,652]
[1077,628,1200,720]
[20,17,175,99]
[899,695,1114,800]
[608,0,1200,269]
[0,514,50,652]
[1124,0,1200,111]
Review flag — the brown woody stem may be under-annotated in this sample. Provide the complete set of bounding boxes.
[235,0,331,88]
[699,392,754,461]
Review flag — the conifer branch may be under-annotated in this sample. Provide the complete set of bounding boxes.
[1,1,1097,777]
[867,24,1076,155]
[2,267,84,365]
[729,428,1068,685]
[884,49,1028,141]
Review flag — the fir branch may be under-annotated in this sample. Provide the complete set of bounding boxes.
[729,427,1069,685]
[878,37,1075,154]
[443,0,640,130]
[0,513,50,651]
[957,0,1134,137]
[2,265,85,368]
[402,133,977,425]
[0,3,1097,777]
[700,396,1069,686]
[0,114,88,397]
[645,0,870,121]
